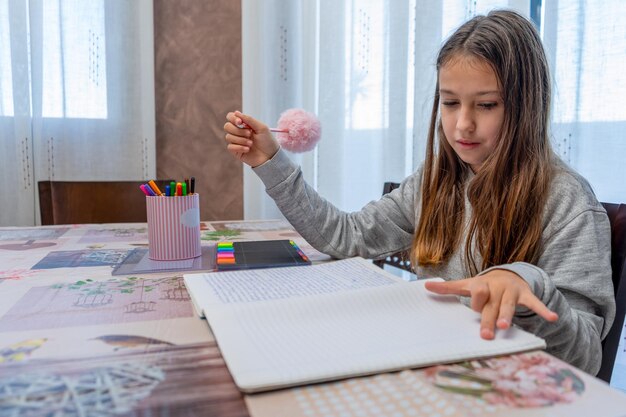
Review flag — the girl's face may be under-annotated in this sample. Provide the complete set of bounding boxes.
[439,56,504,173]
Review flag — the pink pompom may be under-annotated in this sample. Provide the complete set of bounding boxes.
[274,108,322,153]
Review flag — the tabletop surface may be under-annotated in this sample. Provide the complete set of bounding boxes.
[1,221,625,417]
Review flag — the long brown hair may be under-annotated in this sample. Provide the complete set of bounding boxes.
[411,10,554,275]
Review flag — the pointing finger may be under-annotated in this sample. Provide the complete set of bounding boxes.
[424,280,470,297]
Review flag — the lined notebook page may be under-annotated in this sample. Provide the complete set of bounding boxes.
[184,256,402,314]
[194,258,546,393]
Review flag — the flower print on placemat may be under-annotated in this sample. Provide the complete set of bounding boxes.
[424,353,584,408]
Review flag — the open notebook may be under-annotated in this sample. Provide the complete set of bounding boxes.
[183,257,546,393]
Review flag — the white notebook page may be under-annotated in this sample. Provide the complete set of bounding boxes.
[184,256,401,312]
[191,258,546,392]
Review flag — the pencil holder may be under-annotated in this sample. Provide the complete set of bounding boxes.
[146,194,201,260]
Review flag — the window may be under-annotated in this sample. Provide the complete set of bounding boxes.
[0,0,155,227]
[42,0,107,119]
[0,1,14,116]
[545,0,626,203]
[0,0,108,119]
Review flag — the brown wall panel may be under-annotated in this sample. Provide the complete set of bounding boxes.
[154,0,242,220]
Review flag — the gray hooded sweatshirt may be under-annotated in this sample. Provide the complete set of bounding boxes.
[253,148,615,375]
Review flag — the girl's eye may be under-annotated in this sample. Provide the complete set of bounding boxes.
[441,101,458,107]
[478,102,498,110]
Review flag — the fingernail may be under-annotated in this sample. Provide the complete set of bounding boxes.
[481,328,494,339]
[497,318,510,328]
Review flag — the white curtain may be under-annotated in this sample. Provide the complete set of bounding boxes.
[317,0,533,212]
[241,0,318,219]
[243,0,626,219]
[543,0,626,203]
[0,0,155,226]
[242,0,530,219]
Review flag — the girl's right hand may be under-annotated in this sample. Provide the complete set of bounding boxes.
[424,269,558,340]
[224,111,280,168]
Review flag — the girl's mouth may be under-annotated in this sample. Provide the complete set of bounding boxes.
[457,139,479,148]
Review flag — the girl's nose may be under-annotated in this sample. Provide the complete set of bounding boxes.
[456,107,475,133]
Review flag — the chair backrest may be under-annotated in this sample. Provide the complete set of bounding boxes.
[600,203,626,295]
[597,202,626,382]
[373,182,412,271]
[38,180,172,225]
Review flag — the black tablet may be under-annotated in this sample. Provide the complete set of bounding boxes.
[216,240,311,271]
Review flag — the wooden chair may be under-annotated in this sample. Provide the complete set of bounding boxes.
[375,182,626,381]
[38,180,172,225]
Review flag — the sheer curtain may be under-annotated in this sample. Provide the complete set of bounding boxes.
[242,0,530,219]
[0,0,155,226]
[316,0,533,212]
[243,1,625,219]
[241,0,318,219]
[543,0,626,203]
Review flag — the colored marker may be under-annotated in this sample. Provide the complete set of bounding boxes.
[143,183,156,196]
[139,184,151,196]
[170,181,176,196]
[190,177,195,194]
[148,180,163,196]
[290,240,309,262]
[165,185,171,197]
[176,182,182,196]
[182,181,187,196]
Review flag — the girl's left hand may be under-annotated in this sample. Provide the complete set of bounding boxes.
[424,269,559,339]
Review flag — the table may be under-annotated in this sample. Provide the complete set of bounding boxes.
[1,221,625,417]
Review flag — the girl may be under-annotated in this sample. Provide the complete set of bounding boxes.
[223,10,615,375]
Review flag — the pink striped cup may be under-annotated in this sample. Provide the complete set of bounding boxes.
[146,194,201,260]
